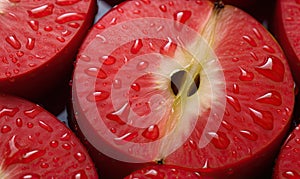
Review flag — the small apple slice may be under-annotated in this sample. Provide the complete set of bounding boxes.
[273,125,300,178]
[272,0,300,85]
[71,0,294,178]
[124,165,212,179]
[0,94,98,178]
[0,0,97,102]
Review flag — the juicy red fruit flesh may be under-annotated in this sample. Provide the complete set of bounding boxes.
[0,0,97,102]
[0,94,98,178]
[71,0,294,178]
[273,124,300,179]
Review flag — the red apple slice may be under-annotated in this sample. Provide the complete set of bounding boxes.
[273,0,300,85]
[71,0,294,178]
[273,125,300,178]
[0,0,97,102]
[125,165,212,179]
[0,93,98,178]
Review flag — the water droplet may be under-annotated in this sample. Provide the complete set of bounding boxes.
[6,34,21,49]
[256,91,282,106]
[232,57,239,62]
[87,91,110,102]
[250,52,258,61]
[55,12,86,24]
[62,29,71,37]
[0,107,19,118]
[1,125,12,133]
[255,56,285,82]
[101,55,116,65]
[16,51,24,57]
[24,106,42,119]
[160,38,177,57]
[242,35,257,47]
[141,0,151,4]
[40,162,49,168]
[50,140,59,148]
[222,120,233,131]
[44,26,53,31]
[196,0,203,5]
[26,37,35,50]
[55,0,81,5]
[136,61,149,71]
[283,170,300,178]
[38,120,53,132]
[131,39,143,54]
[20,173,41,179]
[240,130,258,141]
[159,4,167,12]
[27,3,54,18]
[72,170,88,179]
[60,131,71,141]
[115,132,138,143]
[62,143,71,150]
[27,122,34,128]
[95,24,105,30]
[131,83,141,91]
[22,149,46,163]
[117,8,124,13]
[56,36,65,42]
[209,131,230,149]
[226,95,241,112]
[252,28,263,40]
[142,125,159,140]
[233,83,239,94]
[16,118,23,127]
[239,68,254,81]
[133,9,141,14]
[79,54,90,62]
[74,152,86,163]
[249,107,274,130]
[113,78,122,89]
[263,45,275,53]
[110,17,117,25]
[68,22,80,28]
[28,20,39,31]
[174,10,192,24]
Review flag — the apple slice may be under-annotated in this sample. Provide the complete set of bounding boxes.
[0,93,98,178]
[273,125,300,178]
[272,0,300,85]
[125,165,212,179]
[0,0,97,102]
[71,0,294,178]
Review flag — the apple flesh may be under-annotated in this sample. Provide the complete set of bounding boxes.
[0,0,97,102]
[71,0,294,178]
[272,0,300,86]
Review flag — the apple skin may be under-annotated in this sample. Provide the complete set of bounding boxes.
[0,1,98,103]
[272,0,300,86]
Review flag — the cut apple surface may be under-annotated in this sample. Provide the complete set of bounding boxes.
[0,94,98,178]
[273,0,300,85]
[71,0,294,178]
[273,124,300,179]
[0,0,97,102]
[124,165,211,179]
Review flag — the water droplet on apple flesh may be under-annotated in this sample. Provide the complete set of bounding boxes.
[240,130,258,141]
[226,95,241,112]
[87,91,110,102]
[283,170,300,178]
[136,61,149,71]
[249,108,274,130]
[239,68,254,81]
[6,34,21,49]
[113,78,122,89]
[256,91,282,106]
[27,3,54,18]
[208,131,230,149]
[101,55,117,65]
[20,173,41,179]
[131,83,141,91]
[28,20,39,31]
[242,35,257,47]
[74,152,86,163]
[255,56,285,82]
[26,37,36,50]
[50,140,59,148]
[1,125,11,133]
[131,39,143,54]
[24,106,42,119]
[174,10,192,25]
[142,125,159,140]
[55,12,86,24]
[160,38,177,57]
[159,4,167,12]
[0,106,19,118]
[38,120,53,132]
[72,170,88,179]
[55,0,81,6]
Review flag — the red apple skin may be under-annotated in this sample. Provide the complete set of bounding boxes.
[273,124,300,179]
[272,0,300,86]
[0,1,97,103]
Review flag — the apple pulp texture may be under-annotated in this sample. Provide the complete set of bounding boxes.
[0,94,98,178]
[71,0,294,178]
[0,0,97,103]
[273,0,300,86]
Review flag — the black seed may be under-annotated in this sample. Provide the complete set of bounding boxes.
[171,70,187,96]
[187,73,201,97]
